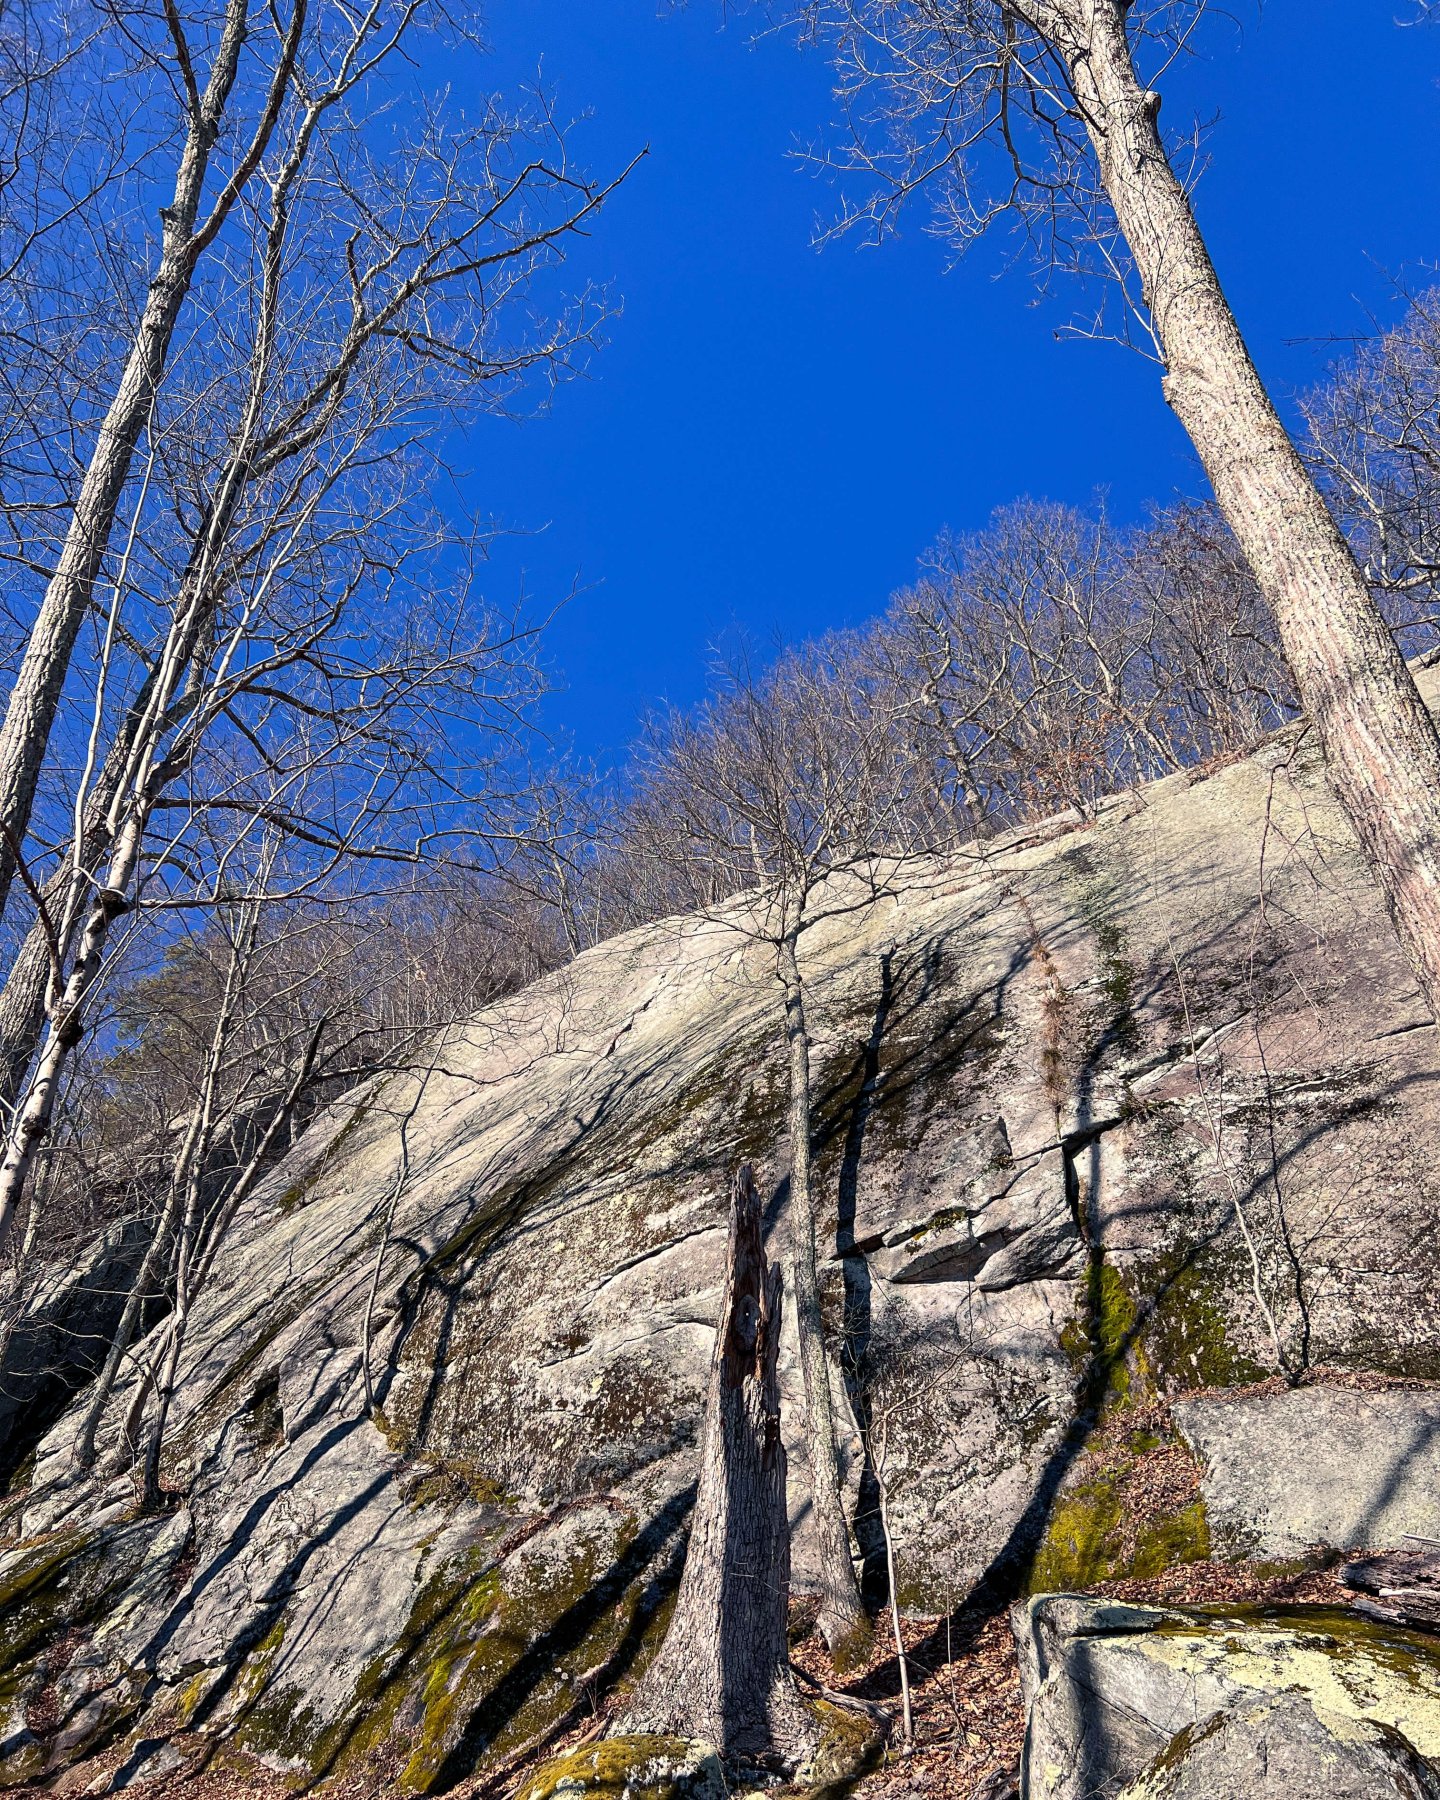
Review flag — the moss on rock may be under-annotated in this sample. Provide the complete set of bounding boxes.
[1030,1478,1125,1592]
[233,1501,685,1794]
[1028,1415,1211,1593]
[798,1699,885,1791]
[515,1735,723,1800]
[1136,1248,1270,1393]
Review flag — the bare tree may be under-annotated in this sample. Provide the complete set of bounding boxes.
[806,0,1440,1018]
[0,0,623,933]
[0,0,310,922]
[1304,290,1440,643]
[620,645,922,1658]
[870,499,1292,842]
[0,48,620,1255]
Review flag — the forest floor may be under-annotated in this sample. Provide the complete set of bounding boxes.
[795,1559,1347,1800]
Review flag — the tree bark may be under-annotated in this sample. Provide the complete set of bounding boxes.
[776,932,868,1659]
[0,691,148,1123]
[1050,0,1440,1018]
[0,478,262,1254]
[1339,1550,1440,1630]
[0,0,297,929]
[617,1164,815,1768]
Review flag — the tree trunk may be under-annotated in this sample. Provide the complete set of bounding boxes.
[0,516,255,1256]
[776,932,868,1659]
[0,799,151,1251]
[0,0,274,930]
[0,692,148,1122]
[617,1164,815,1769]
[0,916,54,1124]
[1055,0,1440,1019]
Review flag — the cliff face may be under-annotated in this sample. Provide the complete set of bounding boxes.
[6,678,1440,1792]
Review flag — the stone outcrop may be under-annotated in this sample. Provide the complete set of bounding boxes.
[6,675,1440,1789]
[1173,1386,1440,1559]
[1015,1594,1440,1800]
[1116,1693,1440,1800]
[0,1215,153,1482]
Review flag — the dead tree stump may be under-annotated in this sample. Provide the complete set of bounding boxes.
[1340,1549,1440,1630]
[615,1164,815,1768]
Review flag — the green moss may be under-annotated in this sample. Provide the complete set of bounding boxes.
[0,1526,161,1782]
[0,1529,92,1671]
[824,1614,875,1679]
[515,1735,722,1800]
[233,1615,320,1764]
[1136,1247,1270,1392]
[1060,1260,1143,1416]
[0,1528,130,1699]
[1026,1401,1211,1595]
[1029,1472,1211,1593]
[1061,1239,1269,1424]
[374,1405,516,1512]
[276,1547,505,1783]
[1130,1502,1211,1580]
[800,1699,884,1792]
[1093,920,1140,1055]
[395,1565,508,1787]
[242,1503,681,1793]
[175,1667,219,1729]
[1029,1479,1124,1591]
[1136,1709,1227,1783]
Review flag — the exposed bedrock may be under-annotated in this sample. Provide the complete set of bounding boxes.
[6,675,1440,1788]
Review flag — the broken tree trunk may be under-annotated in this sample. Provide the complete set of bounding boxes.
[616,1164,815,1769]
[1339,1550,1440,1631]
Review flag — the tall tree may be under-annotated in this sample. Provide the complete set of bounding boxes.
[624,646,917,1657]
[809,0,1440,1017]
[0,0,306,924]
[0,41,617,1256]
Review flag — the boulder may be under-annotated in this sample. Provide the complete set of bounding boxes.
[1172,1386,1440,1558]
[1014,1594,1440,1800]
[1115,1693,1440,1800]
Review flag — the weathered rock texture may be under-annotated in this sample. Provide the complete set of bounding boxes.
[0,1215,153,1481]
[1174,1386,1440,1558]
[1016,1595,1440,1800]
[1117,1693,1440,1800]
[7,675,1440,1789]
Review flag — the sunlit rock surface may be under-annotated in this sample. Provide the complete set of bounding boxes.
[6,672,1440,1788]
[1015,1595,1440,1800]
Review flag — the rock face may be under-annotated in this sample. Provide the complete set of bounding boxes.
[1015,1595,1440,1800]
[1117,1693,1440,1800]
[0,1215,153,1482]
[7,675,1440,1789]
[1174,1386,1440,1558]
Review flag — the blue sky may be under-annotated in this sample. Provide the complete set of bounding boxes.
[447,3,1440,761]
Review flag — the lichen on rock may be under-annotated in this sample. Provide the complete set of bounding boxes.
[515,1735,724,1800]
